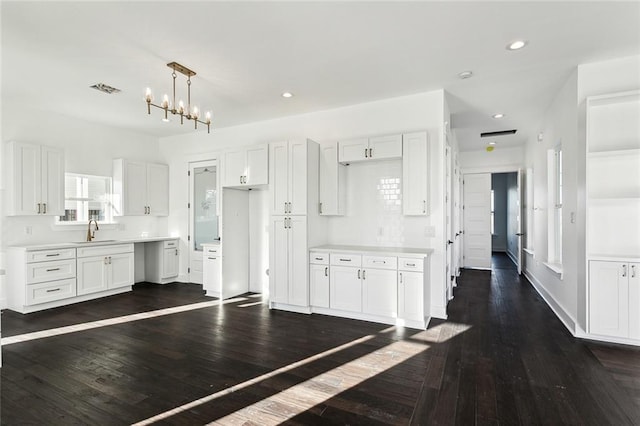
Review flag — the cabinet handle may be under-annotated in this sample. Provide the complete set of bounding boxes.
[104,257,109,265]
[315,257,323,261]
[45,254,60,257]
[37,203,41,214]
[43,203,47,214]
[399,272,403,283]
[284,202,287,213]
[148,206,151,215]
[369,148,373,158]
[208,257,217,260]
[362,270,366,280]
[240,175,243,184]
[364,148,368,158]
[46,288,61,293]
[325,267,328,277]
[357,269,361,279]
[622,264,627,278]
[423,200,426,214]
[319,202,323,214]
[339,258,351,262]
[373,260,386,264]
[175,249,179,256]
[632,265,636,278]
[46,268,60,272]
[407,263,415,267]
[288,202,292,213]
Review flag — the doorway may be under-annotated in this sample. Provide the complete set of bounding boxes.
[491,172,518,270]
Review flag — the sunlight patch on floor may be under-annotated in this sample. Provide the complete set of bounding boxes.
[132,333,379,425]
[1,297,248,346]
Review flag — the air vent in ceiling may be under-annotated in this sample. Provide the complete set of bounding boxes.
[481,129,517,138]
[90,83,121,94]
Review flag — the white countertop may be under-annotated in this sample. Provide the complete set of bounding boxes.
[310,244,434,257]
[10,236,179,251]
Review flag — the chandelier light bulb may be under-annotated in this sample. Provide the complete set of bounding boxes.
[161,94,170,109]
[144,88,153,102]
[191,106,200,119]
[177,100,185,114]
[205,111,212,124]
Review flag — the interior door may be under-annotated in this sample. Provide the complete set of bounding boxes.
[189,159,219,284]
[453,152,462,280]
[516,168,524,274]
[445,142,454,299]
[463,173,492,269]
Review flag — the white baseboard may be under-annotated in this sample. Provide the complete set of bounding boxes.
[523,270,576,335]
[506,250,518,267]
[574,328,640,347]
[0,297,7,310]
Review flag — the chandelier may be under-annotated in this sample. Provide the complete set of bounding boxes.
[144,62,212,133]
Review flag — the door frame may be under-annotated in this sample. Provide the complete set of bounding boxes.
[460,164,526,273]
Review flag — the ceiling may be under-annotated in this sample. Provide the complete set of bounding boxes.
[2,2,639,151]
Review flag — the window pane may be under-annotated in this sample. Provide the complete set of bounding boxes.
[59,174,112,223]
[193,166,219,250]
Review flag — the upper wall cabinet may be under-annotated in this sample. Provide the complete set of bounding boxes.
[338,134,402,164]
[222,144,268,188]
[6,141,65,216]
[113,159,169,216]
[402,131,429,215]
[319,141,346,216]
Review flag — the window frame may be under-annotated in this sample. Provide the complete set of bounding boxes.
[547,146,563,267]
[56,172,115,225]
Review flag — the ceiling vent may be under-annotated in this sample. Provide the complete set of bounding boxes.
[90,83,121,94]
[480,129,517,138]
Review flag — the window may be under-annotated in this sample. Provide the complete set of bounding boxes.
[547,147,562,266]
[58,173,113,223]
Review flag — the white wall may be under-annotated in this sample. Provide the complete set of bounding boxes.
[159,90,449,318]
[459,146,525,173]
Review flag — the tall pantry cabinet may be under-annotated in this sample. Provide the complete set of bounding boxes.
[586,90,640,344]
[268,139,323,312]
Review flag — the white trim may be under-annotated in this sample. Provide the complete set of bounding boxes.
[574,328,640,347]
[461,164,524,175]
[523,248,535,256]
[0,297,7,310]
[523,270,576,335]
[506,249,518,268]
[270,302,312,315]
[543,261,563,278]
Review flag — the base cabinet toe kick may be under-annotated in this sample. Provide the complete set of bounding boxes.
[287,245,432,329]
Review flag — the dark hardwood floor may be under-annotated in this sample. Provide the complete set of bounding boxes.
[2,271,639,425]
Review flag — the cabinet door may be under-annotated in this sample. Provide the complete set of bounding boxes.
[269,216,289,304]
[330,266,362,312]
[109,253,134,289]
[223,149,246,187]
[319,142,344,216]
[246,145,268,185]
[289,140,307,215]
[288,216,308,306]
[147,163,169,216]
[77,256,108,295]
[398,271,424,322]
[403,132,428,215]
[162,247,179,279]
[203,256,221,296]
[269,141,289,215]
[310,264,330,308]
[362,268,397,317]
[40,146,65,216]
[10,142,41,215]
[589,261,629,337]
[629,263,640,339]
[369,134,402,160]
[338,138,368,163]
[124,161,148,215]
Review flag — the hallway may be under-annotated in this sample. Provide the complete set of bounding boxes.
[1,270,639,424]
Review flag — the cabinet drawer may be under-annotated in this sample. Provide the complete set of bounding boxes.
[330,253,362,267]
[204,245,221,256]
[77,244,134,258]
[309,252,329,265]
[399,257,424,272]
[26,278,77,305]
[363,255,397,270]
[27,259,76,284]
[27,248,76,263]
[163,240,178,249]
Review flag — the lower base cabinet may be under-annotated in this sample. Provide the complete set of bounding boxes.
[362,268,397,317]
[398,271,423,322]
[310,263,329,308]
[77,245,134,296]
[329,265,362,312]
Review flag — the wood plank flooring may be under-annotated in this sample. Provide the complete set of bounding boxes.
[2,263,639,425]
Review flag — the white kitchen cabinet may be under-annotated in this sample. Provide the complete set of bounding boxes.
[113,159,169,216]
[6,141,64,216]
[203,244,222,298]
[319,142,346,216]
[402,131,429,215]
[269,216,308,307]
[222,144,268,187]
[310,252,330,308]
[338,134,402,164]
[144,239,179,284]
[330,265,362,312]
[362,268,397,317]
[77,244,134,296]
[269,140,311,215]
[589,260,639,339]
[398,270,424,323]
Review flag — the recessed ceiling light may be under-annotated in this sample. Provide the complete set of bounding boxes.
[489,141,496,145]
[492,113,505,119]
[282,92,294,98]
[507,40,527,50]
[458,70,473,79]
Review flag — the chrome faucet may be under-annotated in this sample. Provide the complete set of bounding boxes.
[87,219,99,242]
